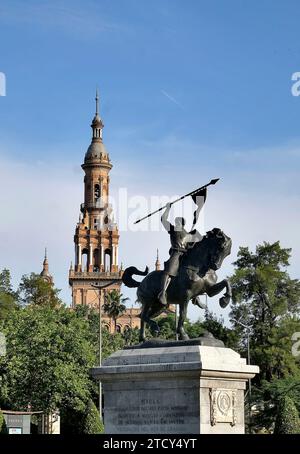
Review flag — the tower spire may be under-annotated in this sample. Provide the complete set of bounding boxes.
[43,247,49,270]
[40,248,53,283]
[95,88,99,116]
[91,89,104,141]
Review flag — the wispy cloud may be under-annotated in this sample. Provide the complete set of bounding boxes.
[0,0,128,39]
[161,90,184,109]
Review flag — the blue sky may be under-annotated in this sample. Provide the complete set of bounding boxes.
[0,0,300,321]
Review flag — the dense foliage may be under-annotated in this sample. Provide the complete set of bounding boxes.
[0,269,18,321]
[0,273,125,432]
[230,241,300,432]
[81,400,104,434]
[103,290,128,331]
[0,305,95,413]
[230,241,300,382]
[274,396,300,434]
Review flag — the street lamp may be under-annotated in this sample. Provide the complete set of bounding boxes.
[91,283,103,422]
[92,280,119,422]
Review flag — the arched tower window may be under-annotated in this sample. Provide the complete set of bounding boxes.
[93,249,99,272]
[104,249,111,272]
[93,216,100,230]
[93,128,102,139]
[116,325,121,334]
[94,184,100,202]
[82,249,88,271]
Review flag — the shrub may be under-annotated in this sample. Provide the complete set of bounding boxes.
[274,396,300,434]
[82,400,104,434]
[0,411,8,434]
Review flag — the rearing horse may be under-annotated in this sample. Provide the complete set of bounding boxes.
[122,228,232,342]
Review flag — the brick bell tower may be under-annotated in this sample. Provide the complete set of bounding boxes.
[69,91,122,309]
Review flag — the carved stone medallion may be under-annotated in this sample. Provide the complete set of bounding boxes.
[210,388,236,426]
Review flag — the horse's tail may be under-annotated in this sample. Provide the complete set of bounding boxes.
[122,266,149,288]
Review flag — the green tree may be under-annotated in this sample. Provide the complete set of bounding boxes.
[82,400,104,434]
[122,326,140,346]
[251,376,300,432]
[0,293,17,322]
[18,273,62,308]
[274,395,300,434]
[0,269,15,295]
[157,313,177,339]
[74,304,125,360]
[0,305,96,415]
[0,269,18,321]
[229,242,300,382]
[202,310,239,349]
[103,290,128,332]
[185,318,205,339]
[0,410,8,434]
[183,311,239,348]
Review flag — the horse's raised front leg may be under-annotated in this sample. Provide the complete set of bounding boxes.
[206,279,232,308]
[177,302,189,340]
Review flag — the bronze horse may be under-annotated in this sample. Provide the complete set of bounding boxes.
[122,228,232,342]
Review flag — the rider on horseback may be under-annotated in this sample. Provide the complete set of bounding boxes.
[158,198,206,308]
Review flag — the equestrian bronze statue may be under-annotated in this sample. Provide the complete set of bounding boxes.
[122,179,232,342]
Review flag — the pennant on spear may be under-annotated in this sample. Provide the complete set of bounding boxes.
[134,178,220,224]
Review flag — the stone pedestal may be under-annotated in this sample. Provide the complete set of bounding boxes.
[91,343,259,434]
